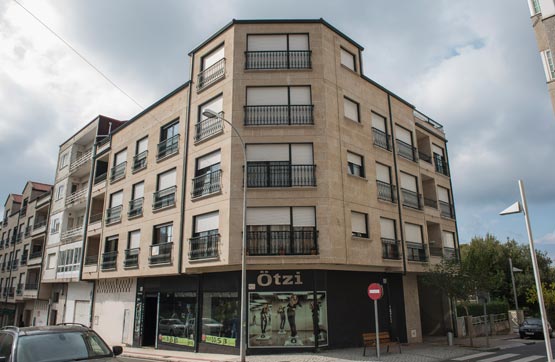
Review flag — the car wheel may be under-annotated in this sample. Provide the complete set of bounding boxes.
[519,332,525,339]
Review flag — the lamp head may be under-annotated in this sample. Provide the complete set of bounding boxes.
[202,109,218,118]
[499,201,522,216]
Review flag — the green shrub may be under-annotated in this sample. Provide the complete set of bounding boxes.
[456,300,509,316]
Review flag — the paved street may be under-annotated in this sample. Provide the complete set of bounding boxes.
[444,339,553,362]
[119,358,156,362]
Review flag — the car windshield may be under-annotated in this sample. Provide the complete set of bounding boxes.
[526,319,542,325]
[16,331,112,362]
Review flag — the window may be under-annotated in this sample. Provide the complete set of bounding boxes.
[158,120,179,159]
[347,151,364,177]
[246,34,310,69]
[192,150,222,198]
[196,95,223,142]
[59,153,69,169]
[351,211,368,238]
[110,149,127,182]
[128,230,141,250]
[405,223,426,262]
[542,49,555,81]
[438,186,454,218]
[56,247,81,273]
[201,45,224,71]
[340,48,356,71]
[376,163,395,202]
[102,236,118,271]
[395,125,416,161]
[125,230,141,268]
[432,144,449,176]
[133,137,148,171]
[343,97,360,122]
[106,190,123,224]
[245,86,313,125]
[154,223,173,245]
[380,218,399,259]
[531,0,541,14]
[400,172,420,209]
[371,112,390,150]
[154,169,177,210]
[150,223,173,265]
[198,45,225,91]
[443,231,456,249]
[56,184,65,200]
[50,219,60,234]
[190,211,220,260]
[129,182,144,218]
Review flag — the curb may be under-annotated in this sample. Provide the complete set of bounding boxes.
[122,352,236,362]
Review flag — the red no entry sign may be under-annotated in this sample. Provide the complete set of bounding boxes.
[367,283,383,301]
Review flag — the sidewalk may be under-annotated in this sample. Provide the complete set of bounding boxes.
[121,333,538,362]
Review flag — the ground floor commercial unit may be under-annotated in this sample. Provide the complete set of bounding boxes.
[45,281,94,326]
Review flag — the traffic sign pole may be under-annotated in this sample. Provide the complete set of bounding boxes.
[367,283,384,359]
[374,299,380,359]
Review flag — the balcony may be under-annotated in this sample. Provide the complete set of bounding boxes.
[197,58,225,91]
[89,212,103,225]
[382,238,401,260]
[29,249,43,261]
[8,287,14,298]
[105,205,123,225]
[195,117,223,143]
[444,247,458,260]
[128,198,144,218]
[21,252,28,266]
[19,206,27,217]
[434,154,450,176]
[24,225,32,238]
[401,189,422,210]
[372,128,392,151]
[244,105,314,126]
[24,283,38,291]
[149,242,173,265]
[96,136,111,154]
[110,162,127,183]
[2,219,7,227]
[94,172,107,185]
[133,150,148,172]
[1,262,5,272]
[246,163,316,188]
[376,181,396,203]
[157,135,179,160]
[406,242,428,262]
[65,188,87,207]
[423,197,438,209]
[429,245,443,257]
[396,140,418,162]
[189,234,219,261]
[191,170,222,199]
[61,225,84,243]
[124,248,140,268]
[101,251,118,271]
[247,228,318,256]
[85,254,98,266]
[439,201,455,219]
[69,149,92,173]
[419,151,432,164]
[16,232,23,243]
[245,50,311,70]
[16,284,23,296]
[153,186,176,210]
[11,259,19,271]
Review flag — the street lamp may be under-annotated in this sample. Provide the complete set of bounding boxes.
[500,179,552,362]
[508,257,522,310]
[202,109,248,362]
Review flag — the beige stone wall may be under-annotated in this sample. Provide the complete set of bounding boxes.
[403,273,423,343]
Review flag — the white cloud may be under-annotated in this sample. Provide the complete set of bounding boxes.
[536,231,555,244]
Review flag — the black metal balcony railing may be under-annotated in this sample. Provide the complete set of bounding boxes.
[0,240,4,249]
[33,219,47,230]
[157,134,179,160]
[101,251,118,271]
[105,205,123,225]
[244,105,314,126]
[29,250,43,260]
[376,181,396,203]
[247,228,318,256]
[1,262,6,272]
[16,232,23,243]
[24,226,32,238]
[429,246,443,257]
[153,186,176,210]
[246,163,316,188]
[382,238,401,260]
[24,283,38,291]
[195,117,223,143]
[149,242,173,265]
[245,50,312,70]
[406,242,428,262]
[19,206,27,217]
[434,154,450,176]
[8,287,14,298]
[423,197,438,209]
[85,254,98,265]
[401,189,422,210]
[89,212,103,224]
[372,128,392,151]
[94,172,107,185]
[439,200,455,219]
[189,234,219,260]
[444,247,458,260]
[396,140,418,162]
[21,252,28,266]
[110,162,127,183]
[191,170,222,199]
[418,151,432,164]
[16,284,23,296]
[11,259,19,271]
[133,150,148,171]
[2,219,7,227]
[197,58,225,91]
[124,248,140,268]
[128,198,144,218]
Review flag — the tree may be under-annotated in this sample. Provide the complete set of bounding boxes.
[526,282,555,324]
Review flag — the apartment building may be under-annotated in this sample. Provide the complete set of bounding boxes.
[69,19,460,354]
[0,182,52,327]
[527,0,555,114]
[42,115,124,326]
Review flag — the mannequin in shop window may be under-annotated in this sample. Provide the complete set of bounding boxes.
[287,294,301,343]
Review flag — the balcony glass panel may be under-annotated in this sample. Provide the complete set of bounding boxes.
[124,248,140,268]
[133,150,148,171]
[401,189,422,210]
[105,205,123,224]
[372,128,392,151]
[396,140,418,162]
[110,162,127,182]
[128,198,144,218]
[101,251,118,271]
[376,181,396,203]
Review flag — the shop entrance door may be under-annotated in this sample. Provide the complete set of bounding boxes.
[142,294,158,347]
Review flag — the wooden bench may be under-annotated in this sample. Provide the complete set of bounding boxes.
[362,331,401,356]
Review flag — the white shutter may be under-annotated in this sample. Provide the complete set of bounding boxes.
[395,126,412,145]
[115,150,127,165]
[540,0,555,17]
[405,223,423,243]
[347,152,362,166]
[202,46,224,69]
[400,172,417,192]
[289,34,309,50]
[340,48,355,71]
[110,191,123,207]
[200,95,223,120]
[344,97,359,121]
[158,169,176,190]
[247,207,290,225]
[437,186,450,202]
[380,218,396,239]
[376,163,391,183]
[291,144,313,165]
[133,182,144,199]
[372,113,386,132]
[137,138,148,154]
[432,144,444,157]
[541,51,553,81]
[289,86,311,105]
[248,35,287,51]
[246,87,288,106]
[351,212,367,234]
[442,231,456,248]
[197,150,221,170]
[195,212,219,233]
[129,230,141,249]
[292,207,315,227]
[246,144,289,162]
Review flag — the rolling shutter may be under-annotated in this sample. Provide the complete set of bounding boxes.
[292,207,315,227]
[443,231,456,248]
[376,163,391,183]
[340,48,355,70]
[351,212,367,234]
[291,144,313,165]
[437,186,450,202]
[248,35,287,51]
[137,138,148,154]
[200,95,223,121]
[347,152,362,166]
[344,97,359,121]
[432,144,444,157]
[372,113,387,132]
[133,182,144,199]
[405,223,423,243]
[115,149,127,165]
[129,230,141,249]
[395,126,412,145]
[110,191,123,207]
[197,150,221,170]
[158,169,176,190]
[246,87,288,106]
[289,86,311,105]
[246,144,289,162]
[400,172,417,192]
[247,207,290,225]
[195,212,219,233]
[289,34,309,50]
[380,218,396,239]
[202,46,224,69]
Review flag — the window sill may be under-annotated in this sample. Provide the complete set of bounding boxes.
[397,154,418,163]
[196,74,226,94]
[149,261,173,267]
[152,203,176,213]
[377,198,397,205]
[156,150,179,163]
[189,256,220,263]
[347,173,367,182]
[110,176,126,185]
[244,68,312,72]
[344,116,362,125]
[351,236,371,242]
[132,165,147,174]
[128,213,143,220]
[402,205,423,212]
[194,129,224,146]
[105,219,122,226]
[340,64,358,75]
[123,265,139,270]
[191,190,222,201]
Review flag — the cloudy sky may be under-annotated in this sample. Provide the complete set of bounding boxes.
[1,1,554,256]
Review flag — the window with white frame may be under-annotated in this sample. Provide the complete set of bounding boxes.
[351,211,368,238]
[542,49,555,81]
[193,150,221,198]
[57,247,81,273]
[343,97,360,122]
[59,153,69,169]
[340,48,356,71]
[47,253,56,269]
[50,219,60,234]
[56,184,64,200]
[347,151,364,177]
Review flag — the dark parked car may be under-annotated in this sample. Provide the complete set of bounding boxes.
[0,324,123,361]
[519,317,553,339]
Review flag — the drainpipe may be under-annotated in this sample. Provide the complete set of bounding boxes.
[387,94,407,275]
[5,208,22,323]
[443,142,462,255]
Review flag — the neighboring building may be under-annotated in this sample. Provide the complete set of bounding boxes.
[0,182,52,327]
[527,0,555,114]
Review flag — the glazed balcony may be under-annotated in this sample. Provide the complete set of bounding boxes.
[69,149,92,173]
[197,58,225,91]
[149,242,173,265]
[439,201,455,219]
[401,189,422,210]
[65,188,87,207]
[105,205,123,225]
[376,181,396,203]
[133,150,148,172]
[382,238,401,260]
[124,248,140,269]
[246,228,318,256]
[189,234,219,261]
[406,242,428,262]
[194,117,223,143]
[157,135,179,160]
[245,50,311,70]
[372,128,392,151]
[61,226,84,242]
[110,162,127,183]
[128,198,144,218]
[101,251,118,271]
[153,186,176,210]
[244,105,314,126]
[396,140,418,162]
[191,170,222,199]
[246,163,316,188]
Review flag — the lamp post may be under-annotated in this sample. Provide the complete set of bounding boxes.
[508,257,522,310]
[500,179,552,362]
[202,109,248,361]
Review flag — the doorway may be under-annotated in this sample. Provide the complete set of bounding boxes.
[23,310,32,327]
[142,294,158,347]
[49,310,58,325]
